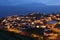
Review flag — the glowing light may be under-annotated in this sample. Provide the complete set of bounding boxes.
[31,22,34,24]
[36,25,40,28]
[56,14,60,16]
[58,22,60,24]
[2,19,6,22]
[26,17,29,18]
[57,18,60,20]
[50,14,53,17]
[16,17,20,20]
[41,25,46,28]
[28,19,31,21]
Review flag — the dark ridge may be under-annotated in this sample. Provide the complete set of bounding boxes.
[0,29,37,40]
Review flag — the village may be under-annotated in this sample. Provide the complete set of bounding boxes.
[0,13,60,40]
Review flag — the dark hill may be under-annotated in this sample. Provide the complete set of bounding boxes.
[0,30,37,40]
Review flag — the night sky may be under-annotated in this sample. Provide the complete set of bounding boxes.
[0,0,60,6]
[0,0,60,17]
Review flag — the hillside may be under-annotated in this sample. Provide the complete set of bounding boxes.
[0,30,37,40]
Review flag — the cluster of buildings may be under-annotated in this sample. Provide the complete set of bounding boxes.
[0,13,60,40]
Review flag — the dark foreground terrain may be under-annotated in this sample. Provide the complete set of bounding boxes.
[0,30,37,40]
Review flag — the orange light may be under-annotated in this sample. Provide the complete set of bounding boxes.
[2,19,6,22]
[16,17,20,20]
[41,25,46,28]
[32,22,34,24]
[56,14,60,16]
